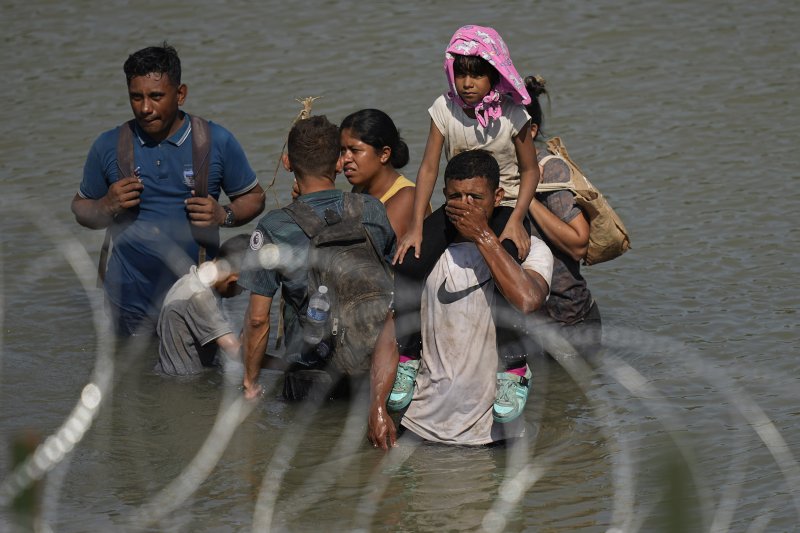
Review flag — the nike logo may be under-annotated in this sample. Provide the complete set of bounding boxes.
[437,277,492,304]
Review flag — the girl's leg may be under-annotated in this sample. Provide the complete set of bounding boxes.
[393,206,456,358]
[389,206,457,411]
[488,207,534,423]
[488,207,531,371]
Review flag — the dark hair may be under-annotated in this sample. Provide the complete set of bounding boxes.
[452,54,500,88]
[287,115,340,177]
[444,149,500,190]
[217,234,251,272]
[524,75,549,139]
[340,109,410,169]
[124,42,181,86]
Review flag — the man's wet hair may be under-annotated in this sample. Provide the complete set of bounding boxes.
[123,42,181,86]
[287,115,340,178]
[217,234,251,273]
[444,149,500,190]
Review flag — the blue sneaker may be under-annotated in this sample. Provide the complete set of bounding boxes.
[387,359,420,411]
[493,365,532,423]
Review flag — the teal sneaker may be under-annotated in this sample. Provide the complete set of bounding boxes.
[493,365,532,423]
[387,359,420,411]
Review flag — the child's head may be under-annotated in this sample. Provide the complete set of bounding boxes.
[212,233,251,298]
[524,75,549,140]
[285,115,340,179]
[444,25,530,127]
[443,150,503,219]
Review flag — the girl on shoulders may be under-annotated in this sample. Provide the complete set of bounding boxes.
[394,24,539,264]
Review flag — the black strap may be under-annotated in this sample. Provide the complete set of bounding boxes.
[188,116,212,263]
[282,200,325,238]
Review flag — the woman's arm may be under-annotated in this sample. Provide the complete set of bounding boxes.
[529,198,589,262]
[528,158,589,262]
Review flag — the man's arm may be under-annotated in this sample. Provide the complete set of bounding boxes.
[446,199,549,313]
[215,332,242,364]
[368,312,399,450]
[71,177,144,229]
[185,184,266,228]
[241,292,272,399]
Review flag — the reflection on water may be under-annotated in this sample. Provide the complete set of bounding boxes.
[2,0,799,530]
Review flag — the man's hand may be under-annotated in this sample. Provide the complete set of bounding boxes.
[368,403,397,450]
[104,176,143,217]
[185,191,224,227]
[444,197,492,243]
[242,382,263,400]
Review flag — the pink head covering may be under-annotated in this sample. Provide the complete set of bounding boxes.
[444,25,530,128]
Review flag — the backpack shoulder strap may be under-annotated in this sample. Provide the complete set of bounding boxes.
[116,120,137,176]
[99,120,137,287]
[283,200,325,238]
[342,191,365,222]
[190,115,212,198]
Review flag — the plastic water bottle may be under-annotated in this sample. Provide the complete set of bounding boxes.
[304,285,330,345]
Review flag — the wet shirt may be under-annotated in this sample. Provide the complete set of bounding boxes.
[532,146,594,324]
[79,114,258,319]
[156,265,233,375]
[237,189,395,357]
[401,237,553,445]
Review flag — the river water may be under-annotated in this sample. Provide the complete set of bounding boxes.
[1,0,799,531]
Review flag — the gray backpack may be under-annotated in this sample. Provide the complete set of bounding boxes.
[282,193,393,375]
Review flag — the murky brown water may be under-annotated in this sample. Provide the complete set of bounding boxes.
[1,0,799,530]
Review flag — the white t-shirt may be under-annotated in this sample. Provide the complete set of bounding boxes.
[401,237,554,445]
[428,94,531,207]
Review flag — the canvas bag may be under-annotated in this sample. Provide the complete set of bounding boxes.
[97,116,211,286]
[536,136,631,265]
[282,192,394,375]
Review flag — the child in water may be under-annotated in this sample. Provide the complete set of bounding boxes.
[390,25,541,423]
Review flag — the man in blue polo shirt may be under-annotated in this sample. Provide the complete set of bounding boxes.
[71,43,264,336]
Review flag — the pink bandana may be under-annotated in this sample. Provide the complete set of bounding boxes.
[444,25,530,128]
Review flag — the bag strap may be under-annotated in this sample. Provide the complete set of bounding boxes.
[97,121,137,287]
[536,152,577,194]
[341,191,365,222]
[282,199,325,238]
[189,116,212,263]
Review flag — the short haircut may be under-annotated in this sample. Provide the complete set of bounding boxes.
[452,54,500,88]
[216,234,251,273]
[444,149,500,190]
[287,115,340,177]
[123,42,181,86]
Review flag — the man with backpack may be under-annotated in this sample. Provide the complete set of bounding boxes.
[71,43,264,337]
[238,116,396,434]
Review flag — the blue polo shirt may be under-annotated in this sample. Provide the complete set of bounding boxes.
[79,113,258,319]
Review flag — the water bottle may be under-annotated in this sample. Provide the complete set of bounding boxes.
[304,285,330,345]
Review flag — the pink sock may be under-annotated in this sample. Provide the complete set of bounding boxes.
[506,365,527,377]
[399,355,417,363]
